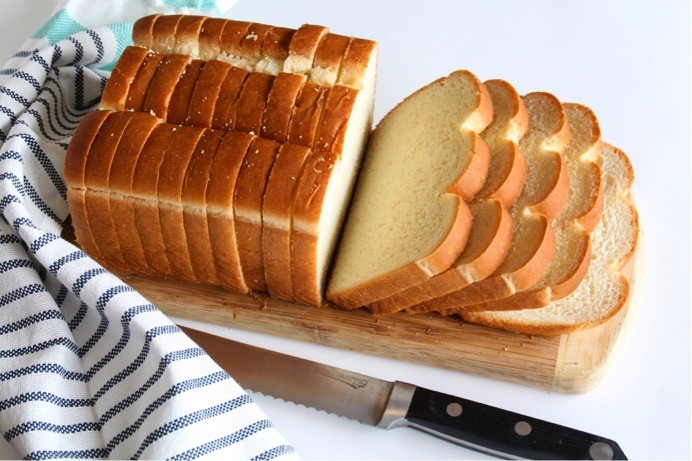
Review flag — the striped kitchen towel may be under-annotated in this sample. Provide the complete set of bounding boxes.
[0,1,299,459]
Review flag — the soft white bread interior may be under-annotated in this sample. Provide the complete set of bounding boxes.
[326,70,493,309]
[461,144,638,334]
[368,79,528,314]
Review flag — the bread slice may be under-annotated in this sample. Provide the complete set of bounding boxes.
[234,72,275,134]
[262,142,312,301]
[131,123,178,277]
[211,66,250,130]
[310,33,351,87]
[206,131,255,293]
[157,125,206,282]
[150,14,185,54]
[185,59,231,127]
[287,81,328,147]
[461,144,638,335]
[237,23,275,71]
[141,53,191,119]
[108,112,161,273]
[197,17,228,61]
[181,129,225,285]
[234,137,282,292]
[463,103,603,313]
[124,51,165,112]
[326,70,492,309]
[99,46,149,111]
[414,92,571,313]
[368,79,528,314]
[290,83,376,306]
[167,59,205,125]
[261,72,307,142]
[283,24,329,74]
[64,110,111,261]
[255,26,294,75]
[131,14,160,50]
[83,111,137,270]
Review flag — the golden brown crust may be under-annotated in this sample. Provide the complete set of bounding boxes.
[198,17,229,60]
[261,72,306,143]
[261,26,294,61]
[219,20,251,59]
[311,33,350,86]
[239,23,274,64]
[151,15,184,53]
[65,110,111,260]
[211,66,250,130]
[132,124,177,276]
[109,112,161,272]
[234,72,274,134]
[206,131,255,293]
[142,53,191,118]
[336,37,377,89]
[167,59,205,125]
[286,82,328,148]
[186,59,231,127]
[84,112,136,270]
[181,129,225,285]
[262,143,311,301]
[157,125,205,282]
[100,47,149,111]
[125,51,165,112]
[132,15,160,49]
[173,15,207,55]
[283,24,329,73]
[234,137,281,292]
[314,85,358,153]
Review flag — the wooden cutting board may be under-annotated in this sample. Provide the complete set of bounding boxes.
[111,239,642,395]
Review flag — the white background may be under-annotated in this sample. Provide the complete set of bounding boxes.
[0,0,690,459]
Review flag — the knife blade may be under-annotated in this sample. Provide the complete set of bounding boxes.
[180,326,627,460]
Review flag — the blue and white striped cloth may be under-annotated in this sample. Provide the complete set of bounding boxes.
[0,1,299,459]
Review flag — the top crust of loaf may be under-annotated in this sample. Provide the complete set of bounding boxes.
[327,70,492,309]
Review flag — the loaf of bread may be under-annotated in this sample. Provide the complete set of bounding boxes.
[65,14,638,337]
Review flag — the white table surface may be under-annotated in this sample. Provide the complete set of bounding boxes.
[1,1,690,459]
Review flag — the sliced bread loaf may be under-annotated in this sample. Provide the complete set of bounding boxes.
[326,70,492,309]
[412,92,571,313]
[463,102,603,313]
[142,53,191,118]
[461,144,638,334]
[368,79,528,314]
[99,46,149,111]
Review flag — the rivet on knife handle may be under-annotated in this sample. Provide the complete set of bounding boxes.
[390,384,627,460]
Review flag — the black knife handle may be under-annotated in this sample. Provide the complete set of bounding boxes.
[405,387,627,460]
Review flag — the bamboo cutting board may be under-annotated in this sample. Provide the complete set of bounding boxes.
[111,240,642,394]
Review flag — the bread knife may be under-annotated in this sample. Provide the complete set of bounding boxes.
[180,326,627,460]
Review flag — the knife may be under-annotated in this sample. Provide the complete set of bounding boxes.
[180,326,627,460]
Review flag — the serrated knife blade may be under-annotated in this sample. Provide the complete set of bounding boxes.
[181,326,627,460]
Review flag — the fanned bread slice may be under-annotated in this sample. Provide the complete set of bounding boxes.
[287,82,328,147]
[185,59,231,127]
[100,46,149,111]
[132,15,378,91]
[262,142,311,301]
[462,144,638,335]
[132,124,178,276]
[206,131,255,293]
[234,137,282,292]
[124,51,165,112]
[157,125,206,282]
[83,111,137,270]
[414,92,571,313]
[290,84,371,306]
[142,53,191,118]
[464,103,603,313]
[326,70,493,309]
[108,112,161,272]
[181,129,225,285]
[64,110,111,261]
[368,79,528,314]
